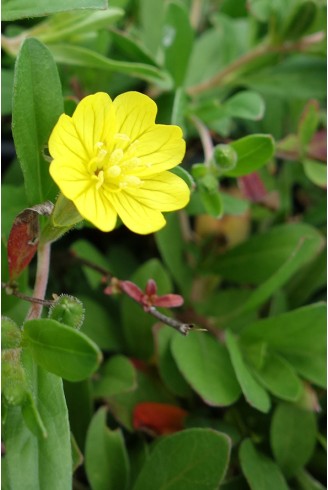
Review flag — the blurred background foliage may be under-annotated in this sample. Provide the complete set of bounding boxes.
[1,0,327,489]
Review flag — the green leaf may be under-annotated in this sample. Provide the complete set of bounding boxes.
[35,8,124,44]
[154,325,193,398]
[199,186,224,218]
[1,69,14,115]
[239,439,289,490]
[12,38,63,205]
[133,428,231,490]
[282,1,317,41]
[155,213,194,296]
[110,29,158,66]
[79,295,122,352]
[170,166,195,190]
[303,160,327,188]
[207,223,324,285]
[93,355,137,398]
[162,0,194,87]
[226,331,270,413]
[225,91,265,121]
[226,134,275,177]
[138,0,165,57]
[85,407,130,490]
[2,0,107,21]
[64,380,92,451]
[295,468,326,490]
[23,319,102,382]
[241,303,327,387]
[298,100,320,151]
[232,234,324,316]
[3,351,72,490]
[221,192,249,215]
[270,404,317,477]
[239,55,326,100]
[248,351,302,402]
[48,44,172,89]
[171,333,241,406]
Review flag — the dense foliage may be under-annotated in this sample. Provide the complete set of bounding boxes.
[2,0,326,489]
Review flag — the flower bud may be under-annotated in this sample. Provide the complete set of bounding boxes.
[1,316,22,350]
[210,144,238,173]
[48,294,85,330]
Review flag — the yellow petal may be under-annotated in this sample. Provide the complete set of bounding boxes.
[113,91,157,142]
[72,92,116,156]
[110,192,166,234]
[49,113,89,163]
[74,186,117,232]
[125,171,190,211]
[133,125,186,176]
[49,159,90,200]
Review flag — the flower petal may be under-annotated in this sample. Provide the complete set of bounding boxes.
[72,92,116,156]
[125,171,190,211]
[119,281,143,302]
[134,125,186,176]
[73,186,117,232]
[113,91,157,142]
[49,113,89,163]
[110,192,166,234]
[153,294,184,308]
[49,159,90,200]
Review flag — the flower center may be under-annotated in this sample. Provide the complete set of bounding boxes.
[88,136,144,192]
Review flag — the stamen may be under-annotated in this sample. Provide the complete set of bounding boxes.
[109,149,124,164]
[91,170,104,190]
[124,175,142,187]
[114,133,130,142]
[107,165,121,178]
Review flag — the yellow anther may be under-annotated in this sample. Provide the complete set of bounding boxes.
[114,133,130,142]
[124,175,142,187]
[109,149,124,164]
[107,165,122,178]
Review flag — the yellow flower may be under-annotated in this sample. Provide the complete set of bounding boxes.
[49,91,190,234]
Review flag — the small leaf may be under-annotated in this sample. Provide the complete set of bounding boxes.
[199,186,224,218]
[298,100,320,151]
[85,407,130,490]
[239,439,289,490]
[226,330,270,413]
[133,428,231,490]
[7,202,54,280]
[226,134,275,177]
[133,402,188,435]
[24,319,102,381]
[224,91,265,121]
[270,404,317,477]
[93,355,137,398]
[171,333,241,406]
[303,160,327,188]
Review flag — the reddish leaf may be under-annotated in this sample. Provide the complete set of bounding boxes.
[308,130,327,162]
[120,280,143,302]
[153,294,184,308]
[7,202,53,280]
[239,172,267,202]
[133,402,188,436]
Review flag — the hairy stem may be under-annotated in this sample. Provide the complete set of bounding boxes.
[26,242,51,320]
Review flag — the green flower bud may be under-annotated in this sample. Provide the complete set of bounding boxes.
[2,350,28,406]
[1,316,22,350]
[210,144,238,173]
[48,294,85,329]
[191,163,208,179]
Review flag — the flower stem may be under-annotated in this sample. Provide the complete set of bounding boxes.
[190,115,214,164]
[187,32,325,96]
[26,242,51,320]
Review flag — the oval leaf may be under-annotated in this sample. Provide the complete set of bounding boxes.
[23,319,102,381]
[133,428,231,490]
[171,333,241,406]
[226,134,275,177]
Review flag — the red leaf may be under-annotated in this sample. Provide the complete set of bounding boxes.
[239,172,267,202]
[133,402,188,436]
[120,280,143,302]
[7,202,53,281]
[153,294,184,308]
